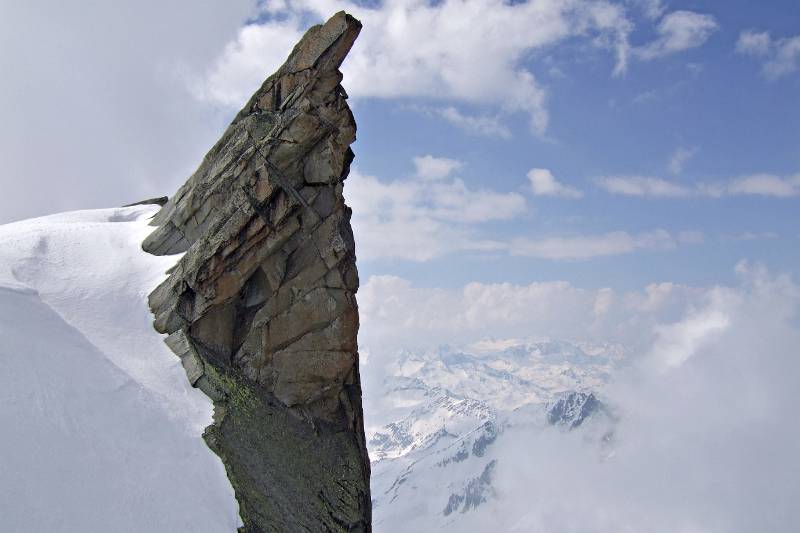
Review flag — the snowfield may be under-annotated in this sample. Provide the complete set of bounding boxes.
[0,206,241,532]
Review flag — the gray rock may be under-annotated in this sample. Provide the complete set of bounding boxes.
[546,391,603,429]
[123,196,168,207]
[443,460,496,516]
[471,420,497,457]
[143,11,370,532]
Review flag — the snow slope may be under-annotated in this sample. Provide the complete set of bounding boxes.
[0,206,240,532]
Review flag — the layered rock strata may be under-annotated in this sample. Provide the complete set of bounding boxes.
[142,12,370,532]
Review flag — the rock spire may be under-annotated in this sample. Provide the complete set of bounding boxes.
[143,11,370,532]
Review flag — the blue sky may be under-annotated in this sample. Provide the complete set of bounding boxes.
[2,0,798,294]
[326,0,800,290]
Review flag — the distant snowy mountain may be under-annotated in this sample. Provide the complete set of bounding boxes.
[365,341,624,531]
[0,205,625,532]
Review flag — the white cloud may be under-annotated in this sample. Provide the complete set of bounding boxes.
[629,0,665,20]
[594,287,615,316]
[480,265,800,533]
[192,0,640,135]
[432,106,513,139]
[627,281,684,312]
[594,175,693,197]
[360,264,800,532]
[358,275,613,349]
[347,159,703,263]
[766,36,800,79]
[527,168,583,198]
[736,30,772,56]
[595,173,800,198]
[647,292,731,371]
[509,229,680,260]
[345,161,526,261]
[737,30,800,80]
[190,20,304,107]
[635,10,718,60]
[668,146,697,175]
[727,173,800,197]
[412,155,463,181]
[356,262,758,351]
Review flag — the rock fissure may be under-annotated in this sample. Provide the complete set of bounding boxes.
[143,11,370,533]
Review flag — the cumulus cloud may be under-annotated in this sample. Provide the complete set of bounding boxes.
[358,275,612,350]
[737,30,800,80]
[646,291,731,371]
[356,264,743,353]
[412,155,463,181]
[192,0,641,135]
[345,160,526,261]
[595,173,800,198]
[527,168,583,198]
[635,10,718,60]
[0,1,725,224]
[509,229,684,260]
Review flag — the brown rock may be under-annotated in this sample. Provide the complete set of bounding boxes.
[143,11,370,532]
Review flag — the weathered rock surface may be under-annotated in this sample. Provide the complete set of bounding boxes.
[123,196,168,207]
[143,12,370,532]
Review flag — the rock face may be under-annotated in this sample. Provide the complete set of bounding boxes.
[546,391,603,429]
[143,12,370,532]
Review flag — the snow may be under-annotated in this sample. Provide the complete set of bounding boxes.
[0,206,241,531]
[365,341,622,531]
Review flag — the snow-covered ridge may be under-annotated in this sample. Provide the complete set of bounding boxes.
[0,207,240,531]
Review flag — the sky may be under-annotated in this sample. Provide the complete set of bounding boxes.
[1,0,797,297]
[3,3,799,529]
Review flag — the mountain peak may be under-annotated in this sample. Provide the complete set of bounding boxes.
[143,11,370,532]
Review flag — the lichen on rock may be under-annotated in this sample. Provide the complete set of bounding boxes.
[143,11,370,532]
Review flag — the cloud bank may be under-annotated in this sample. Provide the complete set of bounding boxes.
[360,263,800,533]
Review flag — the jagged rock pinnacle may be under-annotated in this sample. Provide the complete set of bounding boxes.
[143,11,370,532]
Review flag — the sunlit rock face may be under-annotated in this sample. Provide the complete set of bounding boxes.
[143,11,371,532]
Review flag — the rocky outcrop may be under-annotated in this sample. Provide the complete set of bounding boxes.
[546,391,603,429]
[123,196,168,207]
[143,12,370,532]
